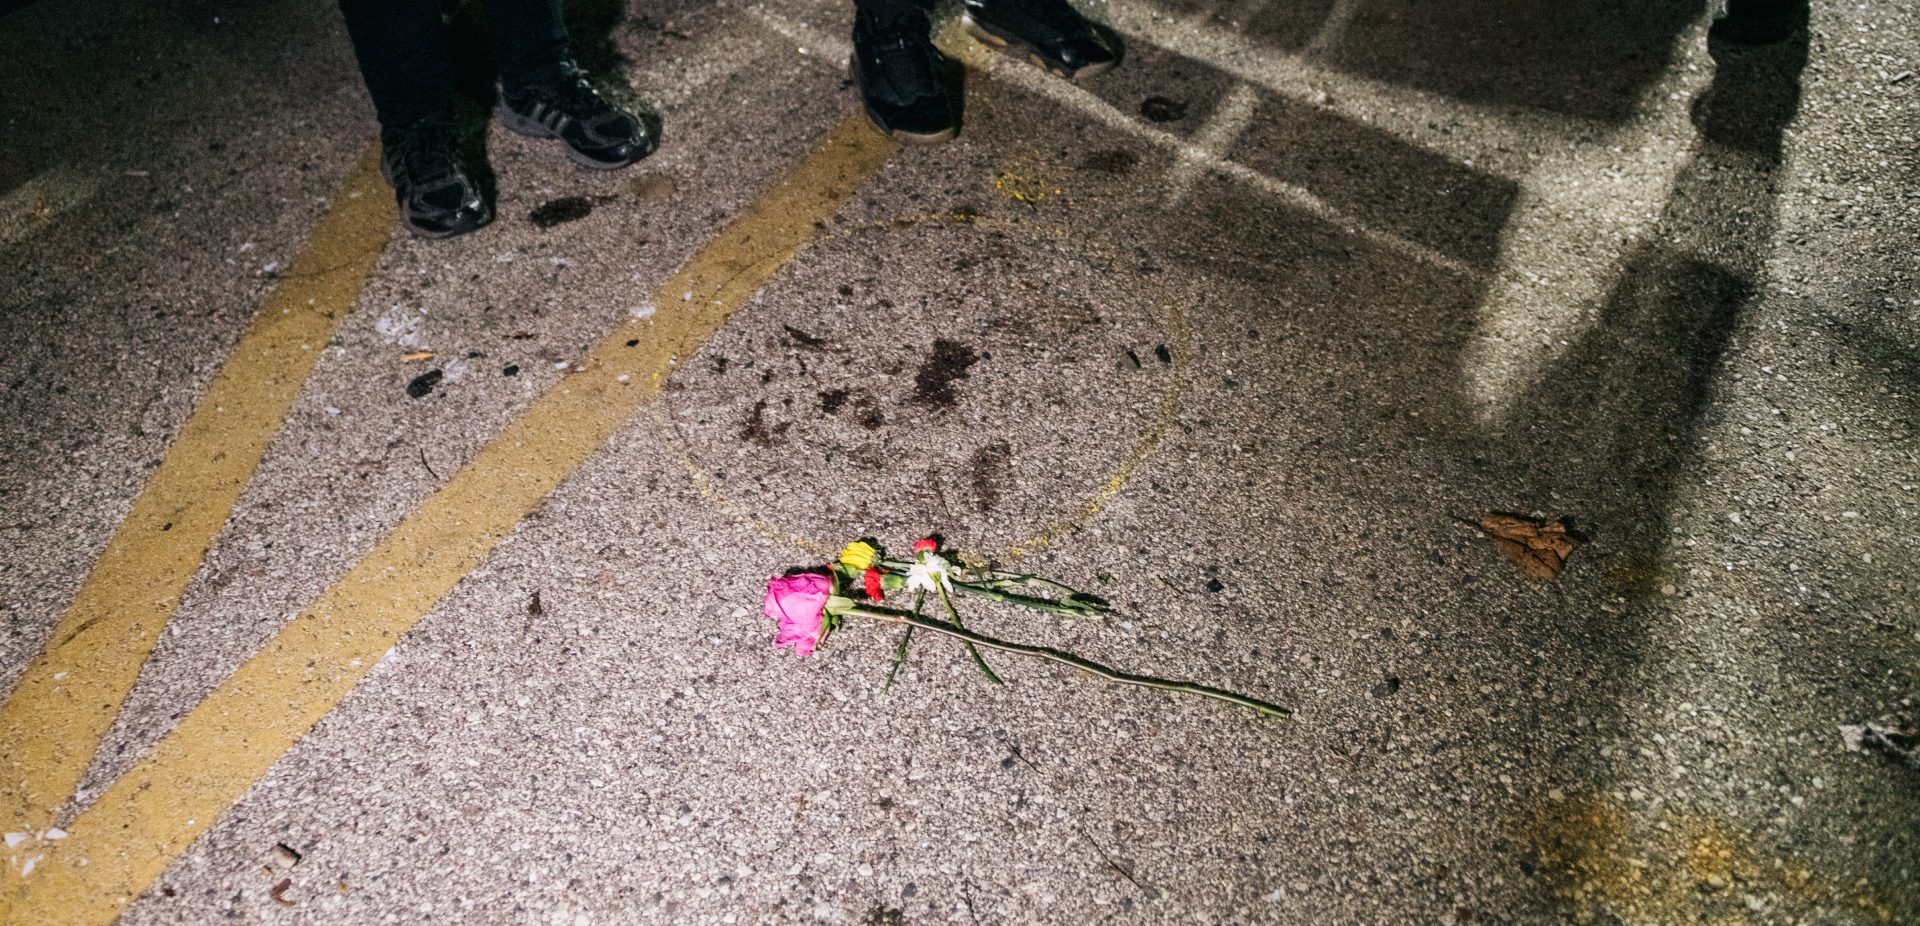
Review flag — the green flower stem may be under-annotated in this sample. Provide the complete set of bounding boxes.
[839,606,1291,719]
[936,583,1004,685]
[974,571,1100,603]
[950,581,1103,618]
[874,559,1107,617]
[883,590,923,694]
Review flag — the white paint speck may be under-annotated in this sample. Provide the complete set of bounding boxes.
[374,305,426,349]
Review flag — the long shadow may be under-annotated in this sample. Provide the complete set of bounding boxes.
[975,0,1828,915]
[1308,0,1707,123]
[1490,8,1807,702]
[1123,0,1707,123]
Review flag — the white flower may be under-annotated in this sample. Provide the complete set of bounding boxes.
[905,554,953,596]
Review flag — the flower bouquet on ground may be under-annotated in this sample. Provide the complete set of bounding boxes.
[761,537,1289,718]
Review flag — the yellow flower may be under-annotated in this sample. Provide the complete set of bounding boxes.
[838,541,879,571]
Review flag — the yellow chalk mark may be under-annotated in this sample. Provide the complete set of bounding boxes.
[0,146,392,835]
[0,112,895,926]
[1520,791,1909,925]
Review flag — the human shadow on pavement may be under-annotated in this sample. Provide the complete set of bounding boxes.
[1309,0,1707,124]
[969,1,1850,916]
[1120,0,1707,122]
[1488,14,1808,693]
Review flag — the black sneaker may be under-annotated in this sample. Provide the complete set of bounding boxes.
[962,0,1118,81]
[853,8,960,144]
[497,64,659,170]
[379,113,492,240]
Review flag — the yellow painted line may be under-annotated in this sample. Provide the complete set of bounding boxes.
[0,145,392,834]
[0,111,895,926]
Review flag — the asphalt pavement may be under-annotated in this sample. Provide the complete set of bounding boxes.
[1,0,1916,923]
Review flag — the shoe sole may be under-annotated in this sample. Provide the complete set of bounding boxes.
[961,14,1115,82]
[380,157,494,240]
[403,206,493,240]
[495,104,645,171]
[864,108,959,145]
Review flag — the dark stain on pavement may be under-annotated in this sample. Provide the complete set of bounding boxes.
[821,387,885,429]
[529,196,596,229]
[912,339,977,409]
[782,324,829,351]
[406,369,443,398]
[1081,149,1139,175]
[740,399,789,446]
[1140,97,1188,122]
[968,441,1012,512]
[861,906,906,926]
[857,395,886,430]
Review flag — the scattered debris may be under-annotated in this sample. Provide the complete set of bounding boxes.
[1153,344,1173,365]
[1466,514,1579,579]
[405,369,443,399]
[271,843,303,868]
[374,305,427,349]
[400,350,434,362]
[529,590,544,617]
[502,364,519,376]
[417,448,440,481]
[1139,96,1189,122]
[1841,714,1918,769]
[270,877,296,907]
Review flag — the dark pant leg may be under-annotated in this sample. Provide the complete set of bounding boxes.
[338,0,458,131]
[485,0,573,91]
[854,0,936,23]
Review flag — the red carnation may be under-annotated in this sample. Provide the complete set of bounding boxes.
[863,567,885,601]
[912,538,938,555]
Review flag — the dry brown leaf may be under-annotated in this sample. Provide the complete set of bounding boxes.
[400,350,434,362]
[1474,514,1578,579]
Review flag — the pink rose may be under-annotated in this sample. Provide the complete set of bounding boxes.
[764,572,833,656]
